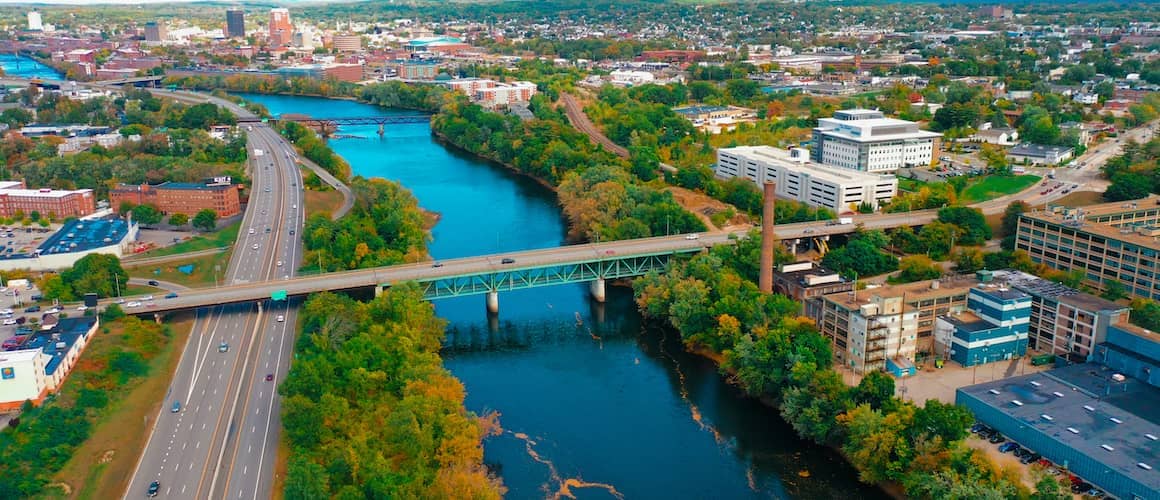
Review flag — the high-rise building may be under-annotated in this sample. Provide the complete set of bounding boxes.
[269,8,292,47]
[292,26,313,50]
[27,11,42,31]
[332,34,362,52]
[226,8,245,38]
[144,21,166,43]
[811,109,942,173]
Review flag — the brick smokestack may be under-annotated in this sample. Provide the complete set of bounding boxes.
[759,182,776,293]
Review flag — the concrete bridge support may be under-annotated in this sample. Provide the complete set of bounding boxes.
[589,278,606,303]
[154,313,163,324]
[486,291,499,314]
[374,285,384,298]
[377,124,385,137]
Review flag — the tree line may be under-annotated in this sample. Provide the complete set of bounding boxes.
[280,288,504,499]
[301,177,428,272]
[632,247,1067,498]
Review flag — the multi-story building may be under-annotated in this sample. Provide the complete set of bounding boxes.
[934,285,1032,367]
[391,59,441,80]
[0,181,95,219]
[0,318,99,411]
[225,8,245,38]
[716,146,898,213]
[144,22,166,44]
[811,109,941,173]
[476,81,537,109]
[1016,196,1160,301]
[268,8,292,47]
[987,269,1129,363]
[110,178,241,218]
[820,285,920,376]
[27,11,42,31]
[332,34,362,52]
[773,261,854,322]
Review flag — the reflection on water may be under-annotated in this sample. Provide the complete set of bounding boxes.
[237,92,884,499]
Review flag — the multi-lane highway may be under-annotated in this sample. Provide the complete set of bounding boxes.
[123,122,304,500]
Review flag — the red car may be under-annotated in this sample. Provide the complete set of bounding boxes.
[265,373,274,382]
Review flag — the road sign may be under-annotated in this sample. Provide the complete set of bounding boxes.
[261,118,269,123]
[271,290,287,301]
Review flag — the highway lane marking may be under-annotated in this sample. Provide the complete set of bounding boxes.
[183,443,186,450]
[197,441,201,449]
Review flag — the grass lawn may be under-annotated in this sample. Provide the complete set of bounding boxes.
[126,251,233,288]
[47,313,197,500]
[1054,190,1104,207]
[304,189,344,219]
[898,177,933,192]
[960,175,1042,204]
[139,222,240,258]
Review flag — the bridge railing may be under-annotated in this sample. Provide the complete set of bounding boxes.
[417,254,675,299]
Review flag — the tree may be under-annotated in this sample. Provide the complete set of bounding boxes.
[852,371,896,411]
[1000,201,1030,251]
[168,213,188,227]
[192,209,218,232]
[60,254,128,298]
[897,255,943,283]
[937,207,992,246]
[953,248,985,273]
[131,204,163,226]
[909,399,973,444]
[1104,172,1153,202]
[1100,280,1129,302]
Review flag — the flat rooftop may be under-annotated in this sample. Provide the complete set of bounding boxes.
[941,311,995,333]
[1022,206,1160,251]
[958,363,1160,494]
[974,285,1030,302]
[19,317,97,375]
[823,276,978,310]
[38,218,130,256]
[721,146,897,184]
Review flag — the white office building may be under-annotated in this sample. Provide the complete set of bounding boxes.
[716,146,898,213]
[812,109,941,173]
[27,11,42,31]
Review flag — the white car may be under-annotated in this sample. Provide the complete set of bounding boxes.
[252,244,260,250]
[126,301,142,308]
[141,295,154,301]
[0,309,11,315]
[46,307,60,314]
[115,298,125,304]
[1,319,15,326]
[276,260,283,267]
[76,305,88,312]
[685,233,700,240]
[276,315,285,322]
[249,228,256,235]
[291,204,297,210]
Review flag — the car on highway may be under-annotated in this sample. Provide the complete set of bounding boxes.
[277,314,285,322]
[249,228,256,235]
[141,295,153,301]
[252,243,260,250]
[685,233,700,240]
[171,400,181,413]
[219,342,229,353]
[146,302,156,308]
[289,229,295,235]
[292,204,297,210]
[126,301,141,308]
[147,280,159,286]
[432,262,444,268]
[164,292,178,299]
[76,305,88,312]
[147,480,160,497]
[501,258,515,264]
[266,373,274,381]
[276,260,283,267]
[264,187,271,193]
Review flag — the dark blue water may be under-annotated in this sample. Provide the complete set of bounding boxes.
[239,93,883,499]
[0,55,64,80]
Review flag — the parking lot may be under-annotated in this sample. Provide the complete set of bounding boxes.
[968,426,1105,498]
[895,355,1049,405]
[0,225,55,257]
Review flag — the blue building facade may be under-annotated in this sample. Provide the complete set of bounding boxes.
[938,286,1032,367]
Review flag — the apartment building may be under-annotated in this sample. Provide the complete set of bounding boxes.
[820,278,975,375]
[110,178,241,217]
[1015,196,1160,301]
[773,261,854,322]
[716,146,898,213]
[811,109,941,173]
[0,180,95,219]
[443,78,537,109]
[0,318,99,411]
[987,269,1129,363]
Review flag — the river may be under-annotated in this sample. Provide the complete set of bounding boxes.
[0,54,64,80]
[245,93,889,499]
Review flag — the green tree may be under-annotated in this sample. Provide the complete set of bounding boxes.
[1101,280,1129,302]
[953,248,985,273]
[60,254,128,298]
[852,371,896,411]
[168,213,188,227]
[192,209,218,232]
[131,204,163,226]
[1000,201,1030,251]
[937,207,992,245]
[1104,172,1153,202]
[909,399,973,444]
[897,255,943,283]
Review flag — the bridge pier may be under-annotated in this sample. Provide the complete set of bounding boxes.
[589,279,606,303]
[374,285,384,298]
[154,313,163,324]
[487,311,500,333]
[377,124,385,137]
[486,291,499,314]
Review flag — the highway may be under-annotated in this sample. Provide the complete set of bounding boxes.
[123,121,304,500]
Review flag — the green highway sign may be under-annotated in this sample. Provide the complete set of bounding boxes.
[271,290,287,301]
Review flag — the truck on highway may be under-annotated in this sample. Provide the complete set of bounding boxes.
[253,148,264,157]
[827,217,854,225]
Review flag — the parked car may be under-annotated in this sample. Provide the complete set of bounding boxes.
[24,305,40,313]
[988,433,1006,444]
[1070,481,1092,494]
[998,442,1019,453]
[1020,453,1042,464]
[2,319,16,326]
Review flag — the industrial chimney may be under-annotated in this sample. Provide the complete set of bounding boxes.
[759,182,776,293]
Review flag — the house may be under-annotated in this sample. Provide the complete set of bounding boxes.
[1007,143,1074,165]
[972,124,1019,145]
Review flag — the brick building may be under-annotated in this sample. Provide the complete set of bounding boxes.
[110,178,241,217]
[0,180,95,219]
